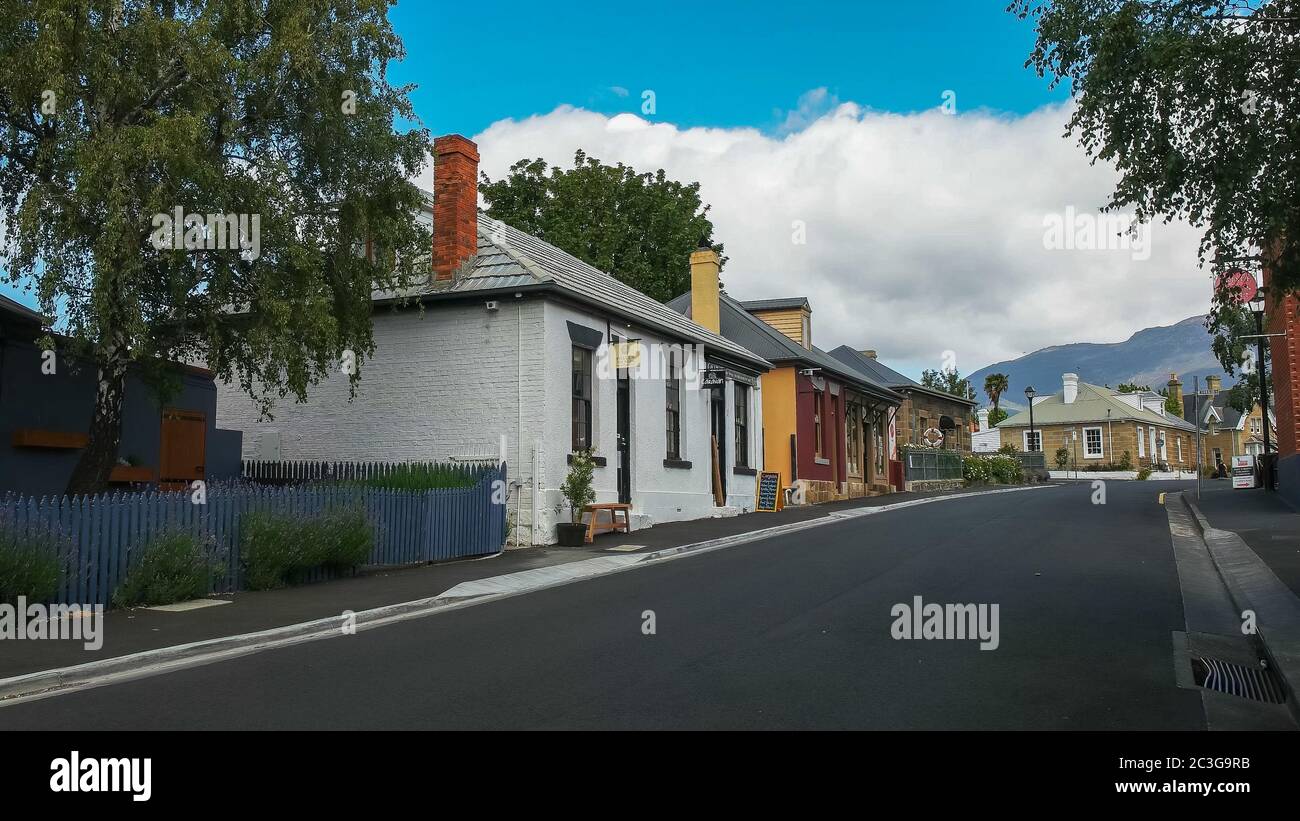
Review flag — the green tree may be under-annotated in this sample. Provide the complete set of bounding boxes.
[480,150,722,303]
[988,407,1009,427]
[1010,0,1300,334]
[983,373,1009,414]
[1116,383,1150,394]
[0,1,430,494]
[1156,388,1182,416]
[921,368,975,400]
[1209,303,1271,413]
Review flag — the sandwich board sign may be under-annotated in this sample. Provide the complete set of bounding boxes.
[756,471,781,512]
[1232,454,1256,489]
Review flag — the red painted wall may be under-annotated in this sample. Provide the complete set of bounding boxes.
[794,373,846,484]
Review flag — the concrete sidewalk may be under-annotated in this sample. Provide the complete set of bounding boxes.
[0,483,1017,681]
[1192,482,1300,599]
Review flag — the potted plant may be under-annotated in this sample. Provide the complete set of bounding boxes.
[557,450,596,546]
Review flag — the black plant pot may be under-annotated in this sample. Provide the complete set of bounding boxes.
[556,522,587,547]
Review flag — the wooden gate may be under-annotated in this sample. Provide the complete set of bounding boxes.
[160,409,206,491]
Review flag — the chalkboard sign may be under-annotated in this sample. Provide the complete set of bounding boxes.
[756,471,781,512]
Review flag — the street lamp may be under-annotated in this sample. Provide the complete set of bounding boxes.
[1024,386,1037,453]
[1248,291,1273,488]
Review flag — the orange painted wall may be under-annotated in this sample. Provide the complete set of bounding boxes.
[761,366,798,483]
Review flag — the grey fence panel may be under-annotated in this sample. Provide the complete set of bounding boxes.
[1,463,507,607]
[902,449,963,481]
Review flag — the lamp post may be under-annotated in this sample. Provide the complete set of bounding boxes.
[1248,292,1273,489]
[1024,386,1037,454]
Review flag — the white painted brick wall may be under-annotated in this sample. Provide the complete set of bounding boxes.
[216,298,547,544]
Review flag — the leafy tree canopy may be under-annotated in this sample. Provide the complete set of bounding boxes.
[1209,302,1271,412]
[0,0,431,493]
[480,150,723,303]
[984,372,1010,410]
[1010,0,1300,321]
[921,367,975,400]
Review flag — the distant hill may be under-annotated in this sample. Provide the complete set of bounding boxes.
[968,316,1232,413]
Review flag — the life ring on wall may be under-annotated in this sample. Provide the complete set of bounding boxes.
[922,427,945,448]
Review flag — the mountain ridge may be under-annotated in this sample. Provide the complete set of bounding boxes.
[968,316,1231,413]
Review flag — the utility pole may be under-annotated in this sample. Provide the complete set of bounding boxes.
[1194,376,1202,501]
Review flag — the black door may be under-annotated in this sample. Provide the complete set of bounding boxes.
[710,385,727,499]
[617,371,631,504]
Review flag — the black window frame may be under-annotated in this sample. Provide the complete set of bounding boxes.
[734,384,749,468]
[665,353,681,460]
[571,345,593,452]
[813,388,824,457]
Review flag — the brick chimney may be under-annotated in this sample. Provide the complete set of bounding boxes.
[1206,375,1221,395]
[689,241,721,334]
[432,134,480,281]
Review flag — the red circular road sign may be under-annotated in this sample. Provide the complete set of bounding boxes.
[1216,268,1258,304]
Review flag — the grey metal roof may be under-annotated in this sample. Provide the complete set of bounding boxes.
[738,297,811,312]
[380,208,770,371]
[0,293,46,326]
[1183,390,1244,429]
[828,346,978,407]
[667,292,902,403]
[998,381,1196,431]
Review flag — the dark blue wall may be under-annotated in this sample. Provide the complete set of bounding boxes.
[0,336,241,497]
[1278,453,1300,511]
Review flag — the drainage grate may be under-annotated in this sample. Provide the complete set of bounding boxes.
[1193,657,1287,703]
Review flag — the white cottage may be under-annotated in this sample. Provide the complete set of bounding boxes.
[216,135,770,545]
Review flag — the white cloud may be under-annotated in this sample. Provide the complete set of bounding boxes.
[457,97,1211,378]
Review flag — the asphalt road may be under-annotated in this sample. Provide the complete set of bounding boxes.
[0,481,1209,730]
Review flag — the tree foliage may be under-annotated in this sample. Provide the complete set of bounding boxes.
[983,372,1010,411]
[0,1,430,493]
[480,150,723,303]
[1010,0,1300,318]
[1209,302,1271,412]
[921,367,975,400]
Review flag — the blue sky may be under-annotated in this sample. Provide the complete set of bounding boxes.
[10,0,1208,381]
[393,0,1067,137]
[2,1,1066,313]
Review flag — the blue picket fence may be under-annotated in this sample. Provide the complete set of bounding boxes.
[0,463,508,607]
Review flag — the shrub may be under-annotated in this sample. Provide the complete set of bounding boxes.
[998,442,1020,455]
[113,531,220,608]
[962,454,992,483]
[0,519,63,604]
[355,462,483,491]
[560,450,597,523]
[1136,467,1153,481]
[1054,447,1070,470]
[242,507,373,590]
[987,454,1023,484]
[1118,450,1133,471]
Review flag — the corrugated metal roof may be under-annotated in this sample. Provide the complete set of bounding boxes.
[739,297,810,312]
[828,346,978,407]
[389,208,769,370]
[998,381,1196,431]
[0,293,46,325]
[667,292,902,402]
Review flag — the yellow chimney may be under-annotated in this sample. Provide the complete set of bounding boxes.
[689,244,721,334]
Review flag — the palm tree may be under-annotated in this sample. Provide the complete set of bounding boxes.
[984,373,1010,414]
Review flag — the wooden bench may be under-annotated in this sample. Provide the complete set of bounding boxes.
[583,503,632,543]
